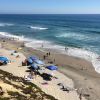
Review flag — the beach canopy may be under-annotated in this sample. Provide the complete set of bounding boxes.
[27,58,33,64]
[0,56,9,64]
[31,63,38,70]
[27,56,38,64]
[27,56,45,65]
[29,56,38,61]
[46,65,58,70]
[34,59,44,65]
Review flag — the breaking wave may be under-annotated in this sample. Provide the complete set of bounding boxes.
[56,32,100,41]
[0,23,14,27]
[0,32,30,41]
[30,26,48,30]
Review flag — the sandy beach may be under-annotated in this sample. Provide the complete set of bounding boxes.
[0,37,100,100]
[0,40,85,100]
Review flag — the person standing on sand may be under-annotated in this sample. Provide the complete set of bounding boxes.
[54,59,55,63]
[65,47,68,52]
[43,55,46,60]
[79,93,82,100]
[24,71,35,81]
[48,52,50,56]
[41,43,44,48]
[46,53,48,57]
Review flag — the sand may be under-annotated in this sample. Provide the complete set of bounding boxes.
[0,37,100,100]
[0,44,86,100]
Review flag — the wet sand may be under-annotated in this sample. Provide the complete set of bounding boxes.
[0,37,100,100]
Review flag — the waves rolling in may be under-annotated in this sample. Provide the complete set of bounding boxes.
[0,14,100,73]
[25,39,100,73]
[0,31,100,73]
[0,23,14,27]
[0,32,29,41]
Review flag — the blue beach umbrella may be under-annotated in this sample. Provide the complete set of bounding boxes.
[31,63,38,70]
[34,59,44,65]
[46,65,58,70]
[29,56,38,61]
[0,56,9,64]
[27,58,33,64]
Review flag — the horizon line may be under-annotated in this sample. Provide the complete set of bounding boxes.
[0,13,100,15]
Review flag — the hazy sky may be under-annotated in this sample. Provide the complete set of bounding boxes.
[0,0,100,14]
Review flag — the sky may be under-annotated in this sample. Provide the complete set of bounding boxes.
[0,0,100,14]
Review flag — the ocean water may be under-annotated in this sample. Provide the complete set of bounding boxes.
[0,14,100,73]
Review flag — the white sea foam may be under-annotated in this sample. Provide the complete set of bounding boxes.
[25,40,64,52]
[0,23,14,27]
[56,32,99,41]
[25,41,95,61]
[65,47,100,73]
[0,31,100,73]
[56,32,87,40]
[25,40,100,74]
[0,32,30,42]
[30,26,48,30]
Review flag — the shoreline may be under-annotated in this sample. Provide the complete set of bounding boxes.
[0,37,100,100]
[1,32,100,74]
[0,32,100,73]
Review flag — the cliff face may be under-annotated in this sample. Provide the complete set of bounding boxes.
[0,69,57,100]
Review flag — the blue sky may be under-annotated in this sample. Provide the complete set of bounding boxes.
[0,0,100,14]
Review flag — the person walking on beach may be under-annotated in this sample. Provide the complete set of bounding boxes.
[78,88,83,100]
[48,52,50,56]
[79,93,82,100]
[43,55,46,60]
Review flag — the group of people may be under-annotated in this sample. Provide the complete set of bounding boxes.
[43,52,51,60]
[24,71,37,81]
